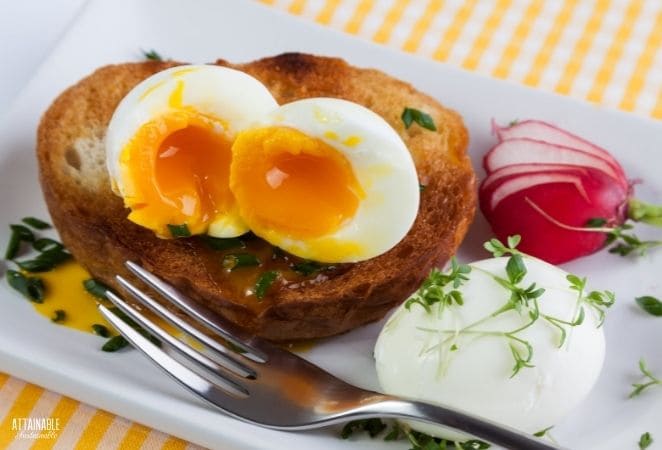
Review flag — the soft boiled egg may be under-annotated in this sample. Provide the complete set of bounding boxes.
[375,256,606,440]
[230,98,420,263]
[106,65,278,238]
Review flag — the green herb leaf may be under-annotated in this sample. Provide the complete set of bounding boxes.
[222,253,261,270]
[585,217,607,227]
[6,270,45,303]
[32,238,64,252]
[16,247,72,272]
[629,198,662,227]
[630,358,662,398]
[404,259,471,312]
[51,309,66,323]
[202,236,245,251]
[483,235,521,257]
[167,223,191,238]
[340,419,387,439]
[142,49,163,61]
[10,224,35,243]
[107,306,161,347]
[291,260,325,276]
[639,432,653,450]
[102,335,129,352]
[255,271,278,300]
[636,296,662,316]
[505,254,527,284]
[83,278,110,299]
[22,217,51,230]
[383,423,401,441]
[4,229,21,260]
[402,107,437,131]
[92,324,111,337]
[5,224,36,258]
[419,183,427,192]
[533,426,553,437]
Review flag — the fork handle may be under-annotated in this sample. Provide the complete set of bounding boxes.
[366,398,566,450]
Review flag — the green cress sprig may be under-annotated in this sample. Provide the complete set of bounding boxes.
[585,219,662,256]
[630,359,662,398]
[405,257,471,313]
[411,235,614,378]
[340,418,490,450]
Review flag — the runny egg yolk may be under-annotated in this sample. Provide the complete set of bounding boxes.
[119,111,234,237]
[230,126,365,239]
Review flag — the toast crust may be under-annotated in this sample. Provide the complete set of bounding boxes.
[37,54,475,340]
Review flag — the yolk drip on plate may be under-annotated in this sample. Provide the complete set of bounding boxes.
[230,126,365,239]
[33,261,110,332]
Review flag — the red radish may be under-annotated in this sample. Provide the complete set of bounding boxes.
[492,119,624,175]
[483,172,591,212]
[481,163,590,190]
[480,120,662,263]
[484,138,628,189]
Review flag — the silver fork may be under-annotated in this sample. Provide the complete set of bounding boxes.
[98,261,565,450]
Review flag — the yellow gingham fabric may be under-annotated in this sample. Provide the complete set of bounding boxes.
[2,0,661,448]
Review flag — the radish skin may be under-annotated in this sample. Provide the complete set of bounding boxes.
[485,173,590,211]
[494,119,623,174]
[481,169,628,263]
[481,163,590,190]
[484,138,628,189]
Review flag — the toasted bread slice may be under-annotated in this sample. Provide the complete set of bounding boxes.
[37,53,475,341]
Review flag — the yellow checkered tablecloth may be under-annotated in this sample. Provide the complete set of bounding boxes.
[2,0,661,448]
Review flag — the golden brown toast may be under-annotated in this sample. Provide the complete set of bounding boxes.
[37,53,475,341]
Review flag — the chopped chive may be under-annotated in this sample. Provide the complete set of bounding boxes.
[102,335,129,352]
[142,49,163,61]
[202,236,245,251]
[108,306,161,347]
[255,271,279,300]
[51,309,66,323]
[292,260,324,276]
[419,183,427,193]
[92,324,111,337]
[33,238,64,252]
[6,270,45,303]
[15,248,72,272]
[167,223,191,238]
[83,279,110,299]
[4,229,21,260]
[22,217,51,230]
[401,107,436,131]
[10,224,35,242]
[222,253,261,270]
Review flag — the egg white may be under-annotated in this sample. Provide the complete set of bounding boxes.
[242,97,420,262]
[375,256,606,440]
[105,64,278,237]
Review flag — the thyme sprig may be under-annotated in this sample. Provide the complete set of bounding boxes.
[405,257,471,313]
[630,359,662,398]
[340,418,490,450]
[411,236,613,378]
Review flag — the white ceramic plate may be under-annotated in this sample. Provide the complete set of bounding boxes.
[1,1,660,448]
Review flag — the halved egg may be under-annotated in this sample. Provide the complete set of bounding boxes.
[230,98,420,263]
[106,65,278,238]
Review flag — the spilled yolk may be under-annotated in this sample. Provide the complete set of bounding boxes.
[230,126,364,239]
[32,261,110,332]
[119,112,234,237]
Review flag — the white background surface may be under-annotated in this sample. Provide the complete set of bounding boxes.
[0,0,86,118]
